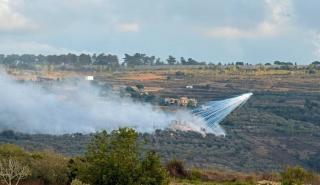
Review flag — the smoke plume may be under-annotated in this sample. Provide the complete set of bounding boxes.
[0,72,208,135]
[0,72,252,136]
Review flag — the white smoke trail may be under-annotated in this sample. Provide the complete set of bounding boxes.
[193,93,253,135]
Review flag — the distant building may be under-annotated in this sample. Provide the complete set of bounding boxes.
[179,97,189,106]
[164,98,179,105]
[85,76,94,81]
[164,97,198,107]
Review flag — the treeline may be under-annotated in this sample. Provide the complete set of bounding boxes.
[0,53,120,70]
[0,53,207,69]
[0,53,319,71]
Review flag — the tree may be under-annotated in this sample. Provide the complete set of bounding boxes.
[123,53,154,67]
[3,55,20,66]
[140,151,169,185]
[167,56,176,65]
[0,158,30,185]
[235,61,244,66]
[311,61,320,65]
[75,128,168,185]
[274,61,293,66]
[187,58,198,65]
[77,129,139,185]
[65,53,78,64]
[79,54,91,65]
[180,57,187,65]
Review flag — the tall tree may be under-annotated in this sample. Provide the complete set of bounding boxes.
[167,56,176,65]
[180,57,187,65]
[78,54,91,65]
[76,128,168,185]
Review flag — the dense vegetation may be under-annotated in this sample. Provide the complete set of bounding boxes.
[0,129,319,185]
[0,128,169,185]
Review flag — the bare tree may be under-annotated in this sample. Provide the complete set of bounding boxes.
[0,158,31,185]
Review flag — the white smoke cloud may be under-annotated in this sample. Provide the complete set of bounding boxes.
[0,72,209,135]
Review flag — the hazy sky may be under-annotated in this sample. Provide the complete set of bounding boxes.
[0,0,320,64]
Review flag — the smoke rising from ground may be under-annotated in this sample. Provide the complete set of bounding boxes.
[0,72,208,135]
[0,72,252,136]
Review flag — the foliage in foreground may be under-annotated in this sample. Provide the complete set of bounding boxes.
[0,128,320,185]
[70,179,89,185]
[281,166,319,185]
[0,128,169,185]
[72,128,169,185]
[0,144,69,185]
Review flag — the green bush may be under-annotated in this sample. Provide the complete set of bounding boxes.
[30,151,69,185]
[188,169,202,180]
[0,144,70,185]
[281,166,315,185]
[75,128,169,185]
[140,151,169,185]
[71,179,90,185]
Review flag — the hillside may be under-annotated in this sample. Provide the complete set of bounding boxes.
[1,67,320,172]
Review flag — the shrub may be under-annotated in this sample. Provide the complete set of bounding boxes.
[281,166,315,185]
[30,151,69,185]
[75,128,169,185]
[0,144,28,159]
[71,179,90,185]
[188,169,202,180]
[140,151,169,185]
[166,160,188,178]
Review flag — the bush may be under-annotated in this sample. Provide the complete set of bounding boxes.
[71,179,90,185]
[188,169,202,180]
[75,128,169,185]
[0,144,70,185]
[281,166,315,185]
[140,151,169,185]
[0,144,28,159]
[166,160,188,178]
[30,151,69,185]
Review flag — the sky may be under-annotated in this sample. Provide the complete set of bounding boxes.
[0,0,320,64]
